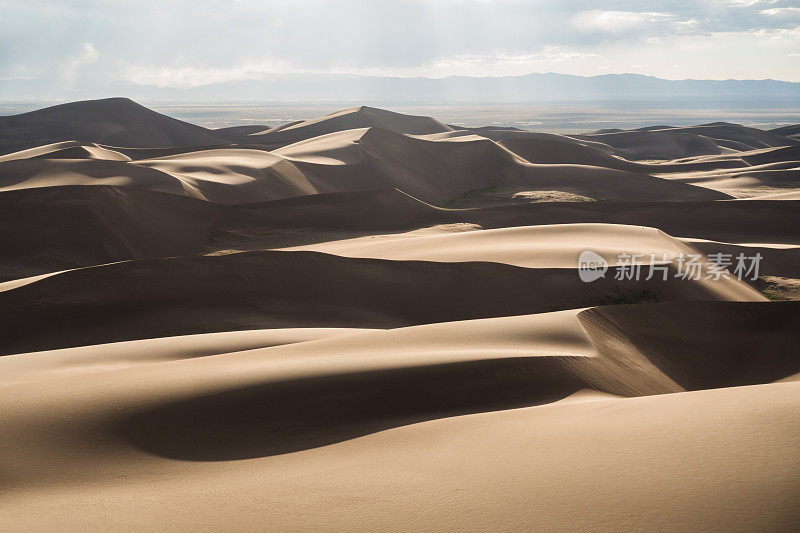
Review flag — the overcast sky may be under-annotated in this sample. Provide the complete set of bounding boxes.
[2,0,800,88]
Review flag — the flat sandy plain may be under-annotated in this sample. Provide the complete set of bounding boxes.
[0,98,799,531]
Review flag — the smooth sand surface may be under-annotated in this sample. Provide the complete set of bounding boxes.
[0,328,377,385]
[1,99,799,531]
[1,305,798,530]
[280,222,718,267]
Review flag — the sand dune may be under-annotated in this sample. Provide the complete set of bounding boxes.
[663,162,800,198]
[769,123,800,140]
[274,126,727,203]
[0,147,316,204]
[467,198,800,244]
[4,185,800,281]
[281,223,693,267]
[0,98,228,155]
[279,222,763,297]
[744,189,800,200]
[0,156,189,197]
[0,328,375,385]
[133,148,318,203]
[580,301,800,390]
[681,170,800,198]
[0,140,132,162]
[226,106,453,148]
[0,99,731,205]
[2,98,799,531]
[2,380,796,531]
[579,122,797,160]
[0,244,763,355]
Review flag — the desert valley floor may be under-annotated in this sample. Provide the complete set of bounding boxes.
[0,98,799,531]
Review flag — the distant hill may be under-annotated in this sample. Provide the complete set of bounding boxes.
[0,97,228,154]
[2,73,799,103]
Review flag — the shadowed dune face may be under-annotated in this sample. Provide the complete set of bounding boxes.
[115,357,590,460]
[579,301,800,390]
[3,185,800,282]
[0,246,761,355]
[2,99,800,531]
[105,300,800,460]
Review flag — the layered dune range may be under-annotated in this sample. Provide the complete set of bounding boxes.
[1,98,799,531]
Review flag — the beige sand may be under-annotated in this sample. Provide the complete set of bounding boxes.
[1,99,799,532]
[1,304,798,530]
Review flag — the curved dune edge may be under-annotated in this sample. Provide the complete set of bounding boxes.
[0,239,766,355]
[276,222,765,301]
[0,328,378,385]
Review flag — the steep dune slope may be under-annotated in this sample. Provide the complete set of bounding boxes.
[579,301,800,390]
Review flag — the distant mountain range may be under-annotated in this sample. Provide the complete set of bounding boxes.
[2,73,799,103]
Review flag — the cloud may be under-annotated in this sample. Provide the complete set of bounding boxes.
[571,10,672,33]
[761,7,800,16]
[123,60,293,88]
[2,0,800,88]
[60,43,99,82]
[121,46,604,84]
